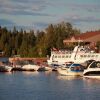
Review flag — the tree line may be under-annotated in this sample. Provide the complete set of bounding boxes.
[0,22,80,57]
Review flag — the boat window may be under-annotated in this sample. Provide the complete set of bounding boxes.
[62,56,65,58]
[66,56,68,58]
[89,62,100,68]
[84,55,87,57]
[96,55,98,57]
[71,66,84,71]
[58,56,61,58]
[65,65,70,68]
[54,56,57,58]
[92,55,98,58]
[88,55,90,57]
[80,55,83,57]
[92,55,94,57]
[97,62,100,68]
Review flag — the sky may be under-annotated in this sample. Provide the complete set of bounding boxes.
[0,0,100,32]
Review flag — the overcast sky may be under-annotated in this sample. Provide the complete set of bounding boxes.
[0,0,100,32]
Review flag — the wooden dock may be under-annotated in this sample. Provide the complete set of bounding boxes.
[9,57,47,64]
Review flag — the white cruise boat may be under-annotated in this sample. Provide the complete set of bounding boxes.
[57,63,84,76]
[47,45,100,65]
[83,61,100,79]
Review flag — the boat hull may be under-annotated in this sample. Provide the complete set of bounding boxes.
[22,64,39,71]
[84,76,100,79]
[83,69,100,79]
[0,66,12,72]
[57,67,83,76]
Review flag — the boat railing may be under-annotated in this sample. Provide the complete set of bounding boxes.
[51,50,72,54]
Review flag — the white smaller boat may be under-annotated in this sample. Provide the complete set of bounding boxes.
[0,65,12,72]
[57,63,84,76]
[22,64,40,71]
[83,61,100,79]
[38,64,52,71]
[51,64,60,71]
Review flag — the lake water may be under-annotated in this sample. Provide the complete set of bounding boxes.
[0,71,100,100]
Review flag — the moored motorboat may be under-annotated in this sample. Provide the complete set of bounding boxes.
[57,63,84,76]
[83,61,100,79]
[22,64,40,71]
[50,64,60,71]
[0,65,12,72]
[38,64,52,71]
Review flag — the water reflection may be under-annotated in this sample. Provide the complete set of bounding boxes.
[57,75,82,80]
[22,71,39,76]
[6,72,12,75]
[44,70,52,75]
[83,77,100,84]
[0,71,13,75]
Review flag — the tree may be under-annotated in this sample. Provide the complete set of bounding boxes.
[18,33,28,57]
[0,22,81,57]
[4,43,12,56]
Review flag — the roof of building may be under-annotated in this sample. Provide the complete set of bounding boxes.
[63,31,100,43]
[74,31,100,40]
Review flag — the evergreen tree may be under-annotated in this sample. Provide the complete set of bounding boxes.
[0,22,81,57]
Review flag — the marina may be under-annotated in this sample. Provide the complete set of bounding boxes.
[0,0,100,100]
[0,57,100,78]
[0,24,100,100]
[0,45,100,100]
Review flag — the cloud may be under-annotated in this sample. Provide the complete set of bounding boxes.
[57,13,100,24]
[68,16,100,23]
[48,1,100,12]
[0,10,51,16]
[0,0,51,16]
[69,3,100,12]
[59,14,100,32]
[0,0,100,32]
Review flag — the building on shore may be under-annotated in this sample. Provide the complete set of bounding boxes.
[63,31,100,52]
[63,31,100,44]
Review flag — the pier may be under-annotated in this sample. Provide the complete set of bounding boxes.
[9,57,47,64]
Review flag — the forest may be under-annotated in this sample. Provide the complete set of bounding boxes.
[0,22,81,57]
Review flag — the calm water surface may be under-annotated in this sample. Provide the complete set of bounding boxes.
[0,71,100,100]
